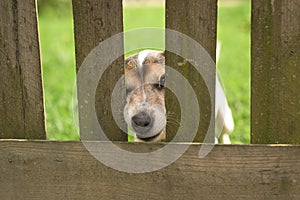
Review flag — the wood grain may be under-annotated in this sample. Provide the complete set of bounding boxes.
[72,0,127,141]
[251,0,300,144]
[165,0,217,142]
[0,140,299,199]
[0,0,46,139]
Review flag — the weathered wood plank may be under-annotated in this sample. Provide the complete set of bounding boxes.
[0,0,46,139]
[72,0,127,141]
[165,0,217,142]
[251,0,300,144]
[0,140,299,199]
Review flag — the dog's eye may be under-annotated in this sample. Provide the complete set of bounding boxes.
[154,75,165,90]
[160,75,165,86]
[126,88,133,96]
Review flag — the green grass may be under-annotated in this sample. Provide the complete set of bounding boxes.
[123,7,165,55]
[38,1,251,143]
[217,1,251,143]
[38,8,78,140]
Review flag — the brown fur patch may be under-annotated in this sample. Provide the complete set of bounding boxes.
[142,52,165,65]
[124,55,138,73]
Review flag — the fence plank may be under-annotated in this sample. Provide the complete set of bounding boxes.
[251,0,300,144]
[0,0,45,139]
[165,0,217,142]
[0,140,299,199]
[72,0,127,141]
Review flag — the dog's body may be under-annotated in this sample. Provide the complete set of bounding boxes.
[124,50,234,143]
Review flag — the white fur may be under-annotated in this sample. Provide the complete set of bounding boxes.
[215,42,234,144]
[138,50,155,67]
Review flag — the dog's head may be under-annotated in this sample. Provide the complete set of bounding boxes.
[124,50,166,142]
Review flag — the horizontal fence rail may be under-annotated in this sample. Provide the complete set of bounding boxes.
[0,140,300,200]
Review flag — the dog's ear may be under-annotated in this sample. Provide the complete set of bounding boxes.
[158,51,165,64]
[125,54,138,73]
[143,51,165,65]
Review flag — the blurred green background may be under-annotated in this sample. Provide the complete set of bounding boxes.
[38,0,250,143]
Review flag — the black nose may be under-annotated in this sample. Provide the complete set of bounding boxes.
[132,112,151,127]
[131,112,152,134]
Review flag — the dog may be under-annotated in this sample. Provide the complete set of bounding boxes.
[123,49,234,143]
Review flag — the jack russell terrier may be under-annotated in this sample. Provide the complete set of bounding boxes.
[123,49,234,143]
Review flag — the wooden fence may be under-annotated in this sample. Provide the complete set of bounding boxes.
[0,0,299,199]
